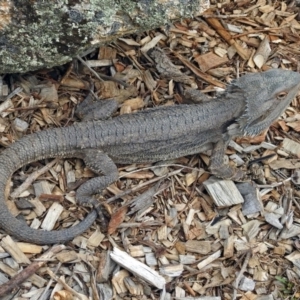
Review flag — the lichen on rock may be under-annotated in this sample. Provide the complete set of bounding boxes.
[0,0,208,73]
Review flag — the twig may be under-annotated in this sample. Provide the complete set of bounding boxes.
[232,251,252,300]
[84,260,100,300]
[202,13,248,18]
[119,163,204,178]
[256,177,291,188]
[39,262,62,300]
[203,11,249,60]
[47,268,88,300]
[4,87,23,101]
[233,26,288,39]
[0,245,65,297]
[172,51,226,88]
[3,103,59,112]
[106,168,184,204]
[11,158,59,198]
[76,55,128,87]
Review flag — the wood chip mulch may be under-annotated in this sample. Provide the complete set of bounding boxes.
[1,1,300,299]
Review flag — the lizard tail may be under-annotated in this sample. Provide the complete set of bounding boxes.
[0,129,98,244]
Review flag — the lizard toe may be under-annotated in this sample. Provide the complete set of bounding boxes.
[230,169,247,182]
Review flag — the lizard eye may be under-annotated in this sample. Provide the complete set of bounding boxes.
[277,92,287,100]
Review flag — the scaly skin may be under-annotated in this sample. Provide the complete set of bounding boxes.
[0,69,299,244]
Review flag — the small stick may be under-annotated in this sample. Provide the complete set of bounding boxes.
[202,13,248,18]
[106,168,184,204]
[4,87,23,101]
[39,262,62,300]
[232,251,252,300]
[3,104,56,112]
[204,12,249,60]
[233,26,287,39]
[47,268,88,300]
[253,36,271,68]
[76,55,128,87]
[0,244,65,297]
[172,51,226,88]
[11,158,59,198]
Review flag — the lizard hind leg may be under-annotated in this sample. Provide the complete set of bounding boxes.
[76,149,119,227]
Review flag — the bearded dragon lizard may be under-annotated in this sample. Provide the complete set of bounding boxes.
[0,69,299,244]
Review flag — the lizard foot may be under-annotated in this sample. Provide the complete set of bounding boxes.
[229,169,247,182]
[210,165,246,182]
[75,83,119,121]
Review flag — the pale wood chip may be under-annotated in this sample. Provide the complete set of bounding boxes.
[253,267,269,281]
[236,183,263,215]
[280,225,300,239]
[124,277,144,295]
[0,98,13,117]
[41,202,64,231]
[253,36,271,68]
[159,264,183,277]
[87,228,105,247]
[142,69,157,91]
[264,213,283,229]
[129,245,144,257]
[16,242,42,254]
[285,251,300,270]
[111,269,130,294]
[185,240,211,255]
[203,177,244,207]
[1,236,30,264]
[97,283,113,300]
[197,250,221,270]
[140,34,166,52]
[223,235,236,258]
[242,220,262,241]
[179,255,196,265]
[269,159,300,170]
[12,117,29,132]
[281,138,300,158]
[39,84,58,102]
[86,59,116,67]
[145,253,158,266]
[122,97,145,110]
[21,288,46,298]
[110,247,166,289]
[56,250,78,263]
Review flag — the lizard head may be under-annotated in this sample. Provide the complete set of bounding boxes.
[234,69,300,136]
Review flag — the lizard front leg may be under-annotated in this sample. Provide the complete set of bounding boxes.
[76,149,119,227]
[75,85,119,121]
[209,139,244,181]
[184,88,211,103]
